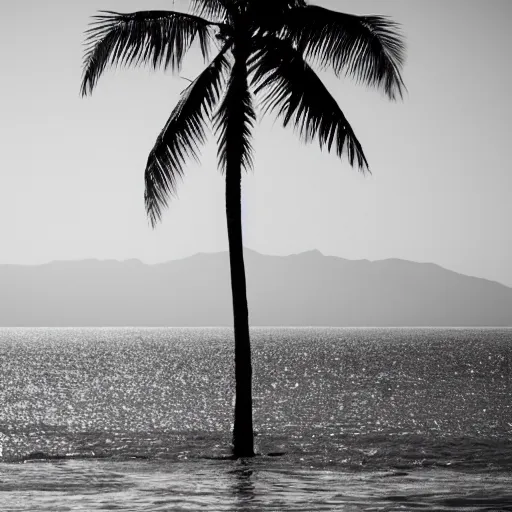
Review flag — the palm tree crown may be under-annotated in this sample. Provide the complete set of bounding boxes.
[81,0,405,225]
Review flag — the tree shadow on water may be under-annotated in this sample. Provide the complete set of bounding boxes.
[229,466,256,511]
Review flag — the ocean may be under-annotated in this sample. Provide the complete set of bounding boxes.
[0,327,511,511]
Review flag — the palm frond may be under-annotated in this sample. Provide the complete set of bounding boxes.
[81,10,215,96]
[249,0,306,16]
[246,0,306,34]
[251,37,369,171]
[214,64,256,174]
[283,6,406,100]
[144,46,231,226]
[190,0,231,21]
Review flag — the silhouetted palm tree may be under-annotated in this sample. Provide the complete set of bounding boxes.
[81,0,405,458]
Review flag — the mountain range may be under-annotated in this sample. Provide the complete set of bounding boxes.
[1,249,511,327]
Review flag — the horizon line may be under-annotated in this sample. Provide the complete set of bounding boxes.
[1,325,511,329]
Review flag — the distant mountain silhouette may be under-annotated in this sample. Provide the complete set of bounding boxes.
[1,249,511,327]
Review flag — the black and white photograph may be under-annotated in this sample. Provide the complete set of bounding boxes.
[0,0,511,510]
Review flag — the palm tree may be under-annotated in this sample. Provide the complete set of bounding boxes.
[81,0,405,458]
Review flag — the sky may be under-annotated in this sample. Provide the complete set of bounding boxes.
[0,0,511,287]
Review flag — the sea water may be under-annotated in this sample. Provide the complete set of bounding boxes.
[0,327,511,511]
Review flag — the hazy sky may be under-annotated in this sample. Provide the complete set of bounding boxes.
[0,0,511,287]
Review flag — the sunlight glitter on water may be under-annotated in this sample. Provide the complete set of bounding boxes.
[1,327,512,510]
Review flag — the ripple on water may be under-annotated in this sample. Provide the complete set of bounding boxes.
[1,460,512,511]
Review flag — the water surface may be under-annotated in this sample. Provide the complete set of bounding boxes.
[1,327,511,510]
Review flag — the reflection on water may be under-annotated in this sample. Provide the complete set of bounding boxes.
[1,327,512,510]
[231,466,256,511]
[1,459,512,511]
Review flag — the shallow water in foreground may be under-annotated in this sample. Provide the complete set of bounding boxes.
[2,459,512,511]
[1,327,511,510]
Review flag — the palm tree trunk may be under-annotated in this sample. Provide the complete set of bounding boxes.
[226,143,254,458]
[225,43,254,457]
